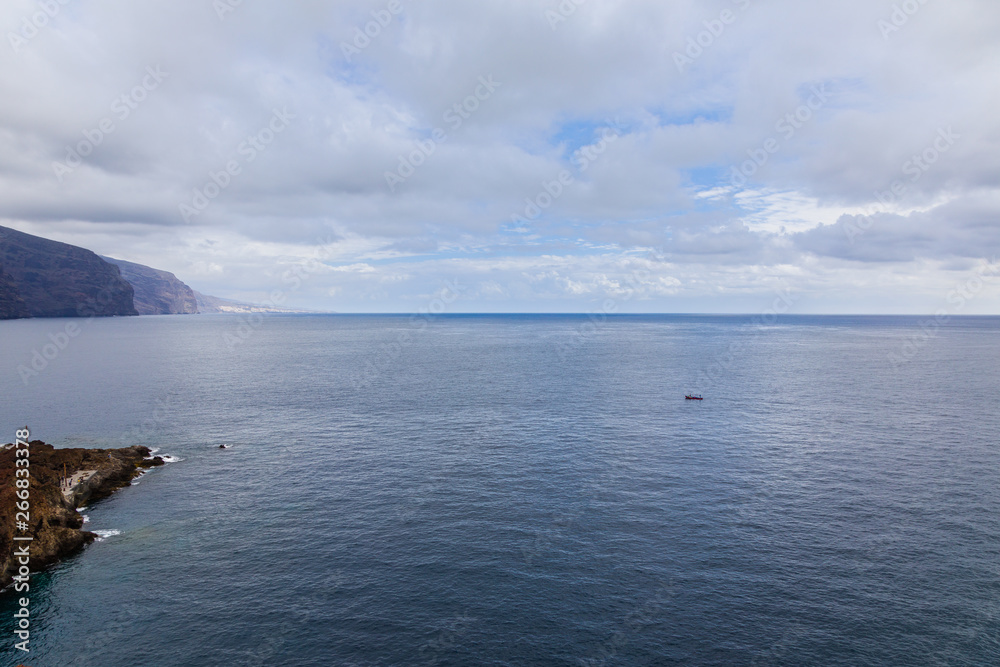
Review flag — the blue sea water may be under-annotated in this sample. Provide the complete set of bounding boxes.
[1,314,1000,666]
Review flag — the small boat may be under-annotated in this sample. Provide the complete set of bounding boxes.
[685,394,703,400]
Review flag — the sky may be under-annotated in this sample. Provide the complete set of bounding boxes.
[1,0,999,314]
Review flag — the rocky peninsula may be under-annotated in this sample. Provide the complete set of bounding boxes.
[0,440,163,590]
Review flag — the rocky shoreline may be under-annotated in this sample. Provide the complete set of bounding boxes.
[0,441,163,590]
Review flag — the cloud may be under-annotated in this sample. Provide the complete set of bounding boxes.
[794,190,1000,263]
[0,0,998,312]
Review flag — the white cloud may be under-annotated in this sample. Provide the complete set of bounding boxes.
[330,263,377,273]
[0,0,998,312]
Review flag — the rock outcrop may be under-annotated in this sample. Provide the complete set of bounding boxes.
[102,256,199,315]
[0,225,137,319]
[0,441,158,590]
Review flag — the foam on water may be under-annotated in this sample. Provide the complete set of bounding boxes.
[92,530,121,541]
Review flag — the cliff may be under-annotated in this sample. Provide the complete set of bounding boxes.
[195,290,316,314]
[0,224,279,320]
[102,256,199,315]
[0,226,137,319]
[0,269,30,319]
[194,290,238,313]
[0,441,162,590]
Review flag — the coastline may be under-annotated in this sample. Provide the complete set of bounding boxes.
[0,441,163,591]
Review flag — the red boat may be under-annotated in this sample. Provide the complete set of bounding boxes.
[685,394,703,400]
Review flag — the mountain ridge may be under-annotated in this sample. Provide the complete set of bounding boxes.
[0,225,137,319]
[101,256,199,315]
[0,225,313,320]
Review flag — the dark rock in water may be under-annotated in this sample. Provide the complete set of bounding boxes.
[0,441,151,589]
[219,444,227,449]
[102,256,199,315]
[0,225,137,319]
[142,456,166,467]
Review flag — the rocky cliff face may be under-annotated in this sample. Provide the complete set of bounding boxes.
[0,226,137,319]
[0,269,30,319]
[194,290,314,314]
[103,256,199,315]
[0,441,159,590]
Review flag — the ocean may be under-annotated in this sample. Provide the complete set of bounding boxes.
[1,314,999,665]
